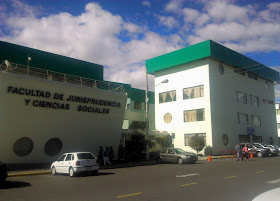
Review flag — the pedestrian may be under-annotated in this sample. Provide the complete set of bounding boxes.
[236,144,242,161]
[98,146,104,165]
[104,147,112,166]
[109,146,114,161]
[242,144,249,161]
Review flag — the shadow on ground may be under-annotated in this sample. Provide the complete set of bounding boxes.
[0,181,31,189]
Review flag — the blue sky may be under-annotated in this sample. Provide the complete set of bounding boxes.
[1,0,280,98]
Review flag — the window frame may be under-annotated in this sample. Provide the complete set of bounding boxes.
[184,108,205,122]
[237,112,249,125]
[184,133,206,146]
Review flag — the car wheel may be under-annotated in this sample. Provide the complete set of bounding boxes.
[177,158,183,165]
[69,167,75,177]
[257,152,263,157]
[51,167,56,175]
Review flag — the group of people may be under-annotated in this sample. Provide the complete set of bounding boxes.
[98,146,114,166]
[236,144,249,161]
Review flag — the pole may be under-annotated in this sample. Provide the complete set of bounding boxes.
[145,66,149,160]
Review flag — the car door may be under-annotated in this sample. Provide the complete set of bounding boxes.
[56,154,66,173]
[62,154,73,173]
[167,149,177,163]
[160,149,168,162]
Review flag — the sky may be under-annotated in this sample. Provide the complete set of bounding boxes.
[1,0,280,99]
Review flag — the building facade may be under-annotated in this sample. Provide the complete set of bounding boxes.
[275,103,280,143]
[146,40,280,154]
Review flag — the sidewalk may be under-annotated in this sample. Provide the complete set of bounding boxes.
[7,155,236,177]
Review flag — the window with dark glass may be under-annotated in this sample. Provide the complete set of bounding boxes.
[134,102,142,110]
[239,135,250,143]
[183,85,204,100]
[159,90,176,103]
[252,115,261,127]
[184,109,205,122]
[250,95,259,107]
[238,112,248,125]
[184,133,206,146]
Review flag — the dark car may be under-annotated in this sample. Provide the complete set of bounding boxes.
[0,161,8,185]
[159,148,198,165]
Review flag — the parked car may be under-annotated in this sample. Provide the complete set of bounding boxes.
[234,143,269,157]
[51,152,99,177]
[0,161,8,184]
[268,145,280,155]
[253,143,278,156]
[159,148,198,164]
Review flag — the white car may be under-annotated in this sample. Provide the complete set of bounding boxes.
[51,152,99,177]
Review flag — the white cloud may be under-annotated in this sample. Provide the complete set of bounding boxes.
[142,1,151,7]
[156,15,179,29]
[165,0,183,14]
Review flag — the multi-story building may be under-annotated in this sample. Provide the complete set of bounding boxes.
[275,103,280,143]
[146,40,280,154]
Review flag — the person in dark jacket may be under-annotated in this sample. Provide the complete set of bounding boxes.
[104,147,112,166]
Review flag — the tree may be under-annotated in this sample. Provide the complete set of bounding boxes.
[189,135,205,154]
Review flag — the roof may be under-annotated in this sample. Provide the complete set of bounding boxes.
[146,40,280,84]
[0,40,104,81]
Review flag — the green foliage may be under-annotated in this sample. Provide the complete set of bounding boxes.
[204,146,213,156]
[189,135,205,154]
[155,136,170,149]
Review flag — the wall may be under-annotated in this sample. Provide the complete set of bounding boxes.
[154,59,212,153]
[0,72,127,164]
[208,59,279,154]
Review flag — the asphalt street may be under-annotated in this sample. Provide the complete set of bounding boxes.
[1,156,280,201]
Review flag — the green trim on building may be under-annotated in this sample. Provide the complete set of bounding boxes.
[0,41,104,81]
[146,40,280,84]
[125,87,154,104]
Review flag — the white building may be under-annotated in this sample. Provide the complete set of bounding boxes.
[275,103,280,142]
[146,40,280,154]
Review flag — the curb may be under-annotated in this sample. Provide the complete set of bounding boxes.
[8,170,51,177]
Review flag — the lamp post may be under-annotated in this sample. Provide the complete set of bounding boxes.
[145,66,168,160]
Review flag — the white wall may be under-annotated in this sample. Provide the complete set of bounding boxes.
[0,72,127,164]
[154,60,212,153]
[208,59,279,153]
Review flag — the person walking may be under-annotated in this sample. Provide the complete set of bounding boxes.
[104,147,112,166]
[242,144,249,161]
[98,146,104,165]
[236,144,242,161]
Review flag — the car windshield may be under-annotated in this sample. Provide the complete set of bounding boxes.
[254,144,262,148]
[173,148,185,154]
[261,144,268,147]
[77,153,95,159]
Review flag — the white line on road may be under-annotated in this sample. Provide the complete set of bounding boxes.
[266,179,280,184]
[176,173,200,177]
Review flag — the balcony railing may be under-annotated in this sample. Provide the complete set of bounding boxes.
[0,61,126,93]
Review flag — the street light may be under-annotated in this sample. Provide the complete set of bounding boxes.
[145,67,168,160]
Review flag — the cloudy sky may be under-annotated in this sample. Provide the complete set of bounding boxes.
[1,0,280,98]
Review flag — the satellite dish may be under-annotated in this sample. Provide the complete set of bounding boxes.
[4,60,16,71]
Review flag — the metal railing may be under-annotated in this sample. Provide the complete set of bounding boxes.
[0,61,126,93]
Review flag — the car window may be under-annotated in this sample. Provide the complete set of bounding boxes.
[77,153,95,159]
[254,144,262,148]
[65,154,72,161]
[71,154,75,160]
[160,149,167,153]
[58,154,66,161]
[173,148,185,154]
[247,144,253,148]
[168,149,174,154]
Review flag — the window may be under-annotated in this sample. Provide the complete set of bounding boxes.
[58,154,66,162]
[159,90,176,103]
[134,102,142,110]
[222,134,229,146]
[248,73,257,80]
[252,115,261,127]
[239,135,250,143]
[65,154,73,161]
[250,95,259,107]
[184,109,205,122]
[77,153,95,159]
[183,85,204,100]
[234,69,245,76]
[237,91,247,104]
[238,113,248,125]
[164,113,172,124]
[263,99,273,105]
[276,110,280,115]
[253,136,262,143]
[184,133,206,146]
[277,123,280,129]
[44,138,62,156]
[13,137,34,157]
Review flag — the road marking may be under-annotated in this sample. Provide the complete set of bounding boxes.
[256,171,264,174]
[224,176,237,179]
[176,173,200,177]
[180,182,198,187]
[117,192,142,198]
[266,179,280,184]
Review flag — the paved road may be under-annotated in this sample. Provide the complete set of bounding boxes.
[1,157,280,201]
